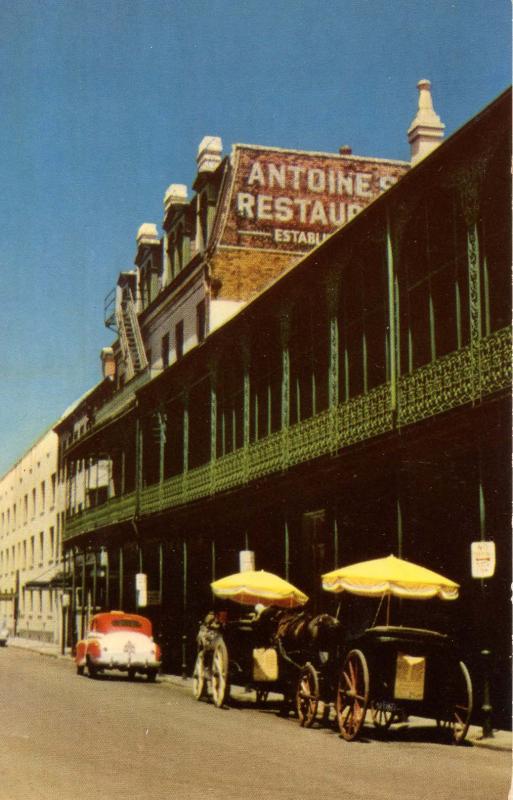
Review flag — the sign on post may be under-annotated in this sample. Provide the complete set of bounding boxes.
[471,541,496,579]
[239,550,255,572]
[135,573,147,607]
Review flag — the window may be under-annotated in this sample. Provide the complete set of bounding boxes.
[32,488,36,518]
[49,527,55,561]
[175,321,184,360]
[40,481,45,513]
[161,333,170,369]
[199,192,209,250]
[51,473,56,508]
[39,531,44,565]
[196,300,206,344]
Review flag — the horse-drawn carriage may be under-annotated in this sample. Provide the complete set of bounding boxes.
[193,556,473,745]
[296,622,472,743]
[192,570,315,708]
[296,555,473,743]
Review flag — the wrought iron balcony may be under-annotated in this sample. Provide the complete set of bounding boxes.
[65,327,511,542]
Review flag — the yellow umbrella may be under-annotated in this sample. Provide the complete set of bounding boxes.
[211,570,309,608]
[322,554,459,601]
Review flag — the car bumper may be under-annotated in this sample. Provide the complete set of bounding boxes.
[91,657,161,671]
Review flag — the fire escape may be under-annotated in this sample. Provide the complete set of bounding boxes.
[104,279,148,382]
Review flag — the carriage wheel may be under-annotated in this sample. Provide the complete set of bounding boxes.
[371,703,398,730]
[296,663,320,728]
[437,661,473,744]
[192,651,206,700]
[336,649,369,741]
[211,639,230,708]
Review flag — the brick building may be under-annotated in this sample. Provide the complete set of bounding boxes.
[55,83,511,726]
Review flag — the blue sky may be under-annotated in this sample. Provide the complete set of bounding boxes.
[0,0,510,475]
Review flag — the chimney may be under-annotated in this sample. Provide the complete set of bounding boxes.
[196,136,223,174]
[408,79,445,165]
[163,183,188,217]
[101,347,116,381]
[136,222,159,248]
[339,145,352,155]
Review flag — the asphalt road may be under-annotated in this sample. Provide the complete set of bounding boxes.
[0,648,510,800]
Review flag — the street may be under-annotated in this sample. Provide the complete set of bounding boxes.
[0,648,510,800]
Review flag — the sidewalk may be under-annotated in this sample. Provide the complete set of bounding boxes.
[8,637,511,752]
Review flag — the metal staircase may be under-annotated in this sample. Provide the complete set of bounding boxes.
[115,285,148,381]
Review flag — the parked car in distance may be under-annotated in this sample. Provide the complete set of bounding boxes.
[75,610,161,680]
[0,621,9,646]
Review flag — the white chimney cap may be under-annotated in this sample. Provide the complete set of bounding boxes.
[163,183,188,213]
[408,79,445,165]
[196,136,223,173]
[136,223,159,245]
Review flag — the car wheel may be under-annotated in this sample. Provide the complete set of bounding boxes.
[76,664,85,676]
[147,670,157,682]
[128,668,136,681]
[87,658,98,679]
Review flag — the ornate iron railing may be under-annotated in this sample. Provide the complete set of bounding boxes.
[65,327,511,538]
[64,491,136,540]
[397,327,511,426]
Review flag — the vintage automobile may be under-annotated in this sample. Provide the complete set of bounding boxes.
[0,620,9,646]
[75,610,161,680]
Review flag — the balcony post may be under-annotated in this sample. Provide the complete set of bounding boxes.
[80,550,86,639]
[467,222,483,398]
[326,271,340,410]
[208,357,218,465]
[284,518,290,582]
[280,306,291,431]
[386,216,398,413]
[70,548,77,649]
[183,389,189,475]
[158,407,167,485]
[182,539,188,678]
[242,336,250,447]
[92,551,97,613]
[118,545,124,609]
[135,415,142,516]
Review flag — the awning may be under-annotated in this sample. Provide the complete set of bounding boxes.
[23,572,72,590]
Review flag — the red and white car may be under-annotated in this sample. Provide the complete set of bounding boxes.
[75,611,161,681]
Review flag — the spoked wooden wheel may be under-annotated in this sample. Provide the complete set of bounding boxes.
[192,651,206,700]
[211,639,230,708]
[296,663,320,728]
[437,661,473,744]
[336,649,369,741]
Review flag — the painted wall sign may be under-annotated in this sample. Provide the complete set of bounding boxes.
[223,146,409,252]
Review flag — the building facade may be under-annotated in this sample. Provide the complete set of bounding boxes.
[56,85,511,725]
[0,427,67,645]
[103,131,408,392]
